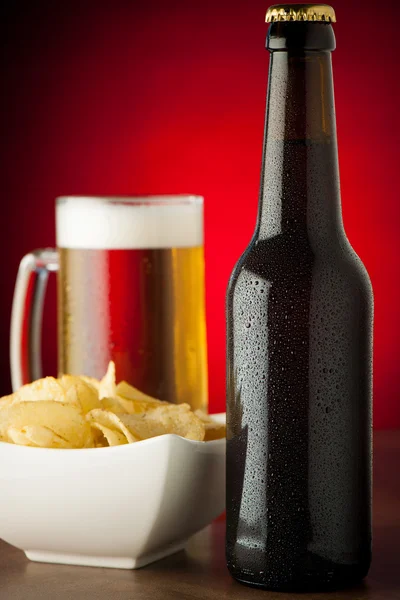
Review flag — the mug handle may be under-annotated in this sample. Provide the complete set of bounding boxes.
[10,248,59,392]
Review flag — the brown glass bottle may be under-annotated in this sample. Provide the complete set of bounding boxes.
[226,6,373,593]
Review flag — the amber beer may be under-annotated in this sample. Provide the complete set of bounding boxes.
[56,196,207,411]
[226,4,373,593]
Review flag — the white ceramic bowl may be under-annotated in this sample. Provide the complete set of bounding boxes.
[0,414,225,569]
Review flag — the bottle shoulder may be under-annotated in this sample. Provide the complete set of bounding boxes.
[336,236,374,299]
[227,235,373,304]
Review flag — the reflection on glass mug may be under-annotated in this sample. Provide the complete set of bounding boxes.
[10,195,208,411]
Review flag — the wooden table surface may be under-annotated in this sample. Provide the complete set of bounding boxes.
[0,430,399,600]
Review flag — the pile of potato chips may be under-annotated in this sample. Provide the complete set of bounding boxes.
[0,362,225,449]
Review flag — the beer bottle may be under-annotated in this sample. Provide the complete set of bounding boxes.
[226,4,373,592]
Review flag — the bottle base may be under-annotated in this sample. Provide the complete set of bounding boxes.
[228,556,371,593]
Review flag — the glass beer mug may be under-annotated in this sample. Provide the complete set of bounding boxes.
[10,195,208,411]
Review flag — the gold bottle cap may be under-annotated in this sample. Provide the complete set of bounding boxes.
[266,4,336,23]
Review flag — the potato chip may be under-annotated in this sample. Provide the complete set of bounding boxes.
[116,381,162,404]
[195,410,226,441]
[24,425,76,449]
[79,375,100,390]
[86,409,138,444]
[12,377,65,403]
[0,401,93,448]
[99,362,117,399]
[7,427,31,446]
[120,403,205,441]
[59,375,101,414]
[100,396,128,414]
[115,381,163,414]
[8,425,74,449]
[89,422,128,447]
[11,375,100,415]
[0,395,13,410]
[115,395,158,415]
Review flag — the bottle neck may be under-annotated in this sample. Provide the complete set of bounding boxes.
[256,45,343,242]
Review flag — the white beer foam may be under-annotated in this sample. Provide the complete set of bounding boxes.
[56,196,203,249]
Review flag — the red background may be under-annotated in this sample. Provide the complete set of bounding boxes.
[1,0,399,427]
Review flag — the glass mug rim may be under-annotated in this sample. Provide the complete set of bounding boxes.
[56,194,204,207]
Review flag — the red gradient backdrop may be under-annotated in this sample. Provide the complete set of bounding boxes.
[0,1,399,427]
